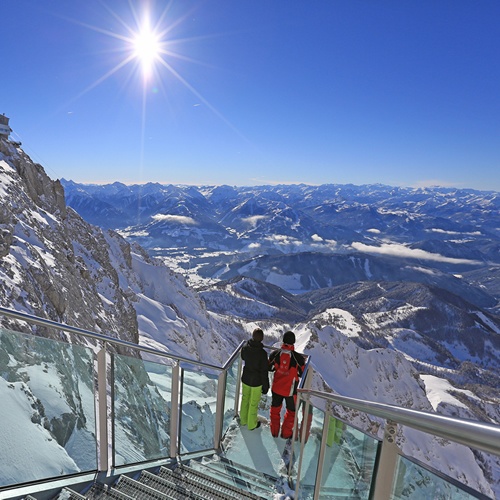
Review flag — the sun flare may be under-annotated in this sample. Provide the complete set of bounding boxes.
[132,19,161,81]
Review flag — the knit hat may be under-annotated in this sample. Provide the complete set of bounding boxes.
[283,331,295,345]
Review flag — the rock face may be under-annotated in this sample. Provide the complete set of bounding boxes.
[0,137,248,488]
[0,138,137,342]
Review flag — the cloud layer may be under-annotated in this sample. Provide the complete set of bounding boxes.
[152,214,197,225]
[351,242,480,265]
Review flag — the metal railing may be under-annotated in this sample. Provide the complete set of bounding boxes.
[291,388,500,499]
[1,306,499,499]
[0,306,245,495]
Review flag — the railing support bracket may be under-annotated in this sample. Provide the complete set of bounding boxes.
[372,419,399,500]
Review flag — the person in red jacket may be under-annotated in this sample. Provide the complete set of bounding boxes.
[240,328,270,430]
[268,331,305,438]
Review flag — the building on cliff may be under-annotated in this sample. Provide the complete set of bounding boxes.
[0,114,12,139]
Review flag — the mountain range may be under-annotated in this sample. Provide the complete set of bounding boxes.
[0,138,498,496]
[61,180,500,310]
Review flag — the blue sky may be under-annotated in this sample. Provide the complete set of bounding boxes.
[2,1,499,190]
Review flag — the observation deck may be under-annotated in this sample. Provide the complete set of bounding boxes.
[0,306,498,499]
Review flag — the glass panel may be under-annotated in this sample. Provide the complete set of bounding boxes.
[317,416,378,499]
[295,403,325,499]
[392,455,480,500]
[179,367,218,453]
[222,356,239,436]
[0,327,97,487]
[113,354,171,466]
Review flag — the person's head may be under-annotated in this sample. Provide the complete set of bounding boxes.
[252,328,264,343]
[283,330,295,345]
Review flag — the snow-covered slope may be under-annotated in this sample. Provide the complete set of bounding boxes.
[201,277,500,496]
[294,316,496,498]
[0,138,245,363]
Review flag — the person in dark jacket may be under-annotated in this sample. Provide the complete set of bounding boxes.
[268,330,305,438]
[240,328,270,430]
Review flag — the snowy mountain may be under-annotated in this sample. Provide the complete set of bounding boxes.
[201,251,496,308]
[61,178,500,495]
[0,138,499,496]
[61,178,500,417]
[201,277,500,397]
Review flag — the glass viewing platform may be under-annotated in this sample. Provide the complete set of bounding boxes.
[0,306,499,499]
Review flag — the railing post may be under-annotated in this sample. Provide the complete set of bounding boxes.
[169,361,180,458]
[371,420,399,500]
[293,395,315,498]
[214,369,227,450]
[292,365,314,496]
[313,405,332,500]
[234,355,243,416]
[97,344,109,472]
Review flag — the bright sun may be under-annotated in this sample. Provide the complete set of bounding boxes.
[75,3,234,129]
[132,20,161,81]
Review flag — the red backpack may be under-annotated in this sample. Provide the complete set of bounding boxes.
[272,348,301,397]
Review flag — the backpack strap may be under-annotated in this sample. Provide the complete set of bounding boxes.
[269,349,281,372]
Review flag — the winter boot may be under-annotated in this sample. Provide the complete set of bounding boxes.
[281,410,295,439]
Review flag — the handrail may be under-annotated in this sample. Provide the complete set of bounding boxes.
[221,339,246,370]
[0,306,227,372]
[298,388,500,457]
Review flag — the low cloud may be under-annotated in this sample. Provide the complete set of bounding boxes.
[351,242,480,265]
[265,234,299,245]
[428,228,481,236]
[242,215,268,227]
[152,214,197,225]
[262,234,337,253]
[406,266,436,275]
